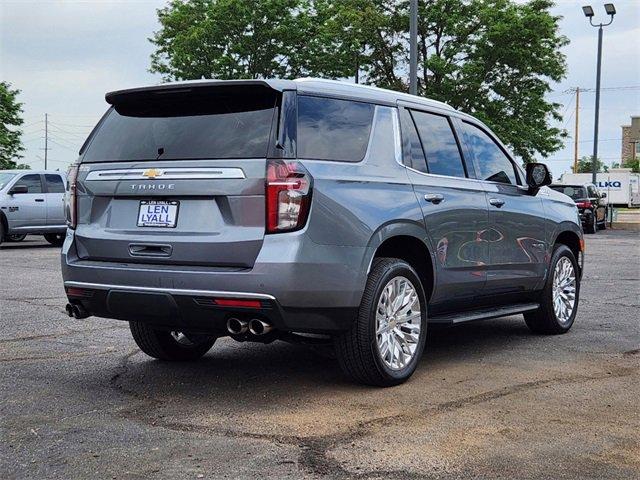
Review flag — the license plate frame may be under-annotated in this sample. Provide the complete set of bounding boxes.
[137,200,179,228]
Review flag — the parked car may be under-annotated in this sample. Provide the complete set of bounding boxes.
[0,170,67,246]
[61,79,584,386]
[549,183,607,234]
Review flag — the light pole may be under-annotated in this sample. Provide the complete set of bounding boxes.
[409,0,418,95]
[582,3,616,184]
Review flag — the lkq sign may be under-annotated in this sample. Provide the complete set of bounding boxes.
[596,180,622,190]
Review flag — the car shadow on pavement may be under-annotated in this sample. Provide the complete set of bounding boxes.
[100,316,537,405]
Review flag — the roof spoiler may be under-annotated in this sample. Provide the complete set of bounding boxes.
[105,79,293,106]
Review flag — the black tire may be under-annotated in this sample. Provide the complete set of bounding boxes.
[334,257,427,387]
[44,233,65,246]
[129,321,216,361]
[8,234,27,242]
[524,244,580,335]
[0,221,4,246]
[585,212,597,234]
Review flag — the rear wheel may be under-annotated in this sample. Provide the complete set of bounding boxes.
[44,233,65,246]
[8,234,27,242]
[334,258,427,387]
[129,321,216,361]
[524,244,580,334]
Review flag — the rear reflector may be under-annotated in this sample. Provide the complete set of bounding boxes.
[213,298,262,308]
[66,287,94,298]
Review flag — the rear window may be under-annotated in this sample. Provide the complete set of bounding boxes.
[297,96,375,162]
[550,185,587,200]
[82,86,278,162]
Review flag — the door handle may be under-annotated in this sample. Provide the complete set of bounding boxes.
[424,193,444,204]
[35,198,45,202]
[489,198,505,208]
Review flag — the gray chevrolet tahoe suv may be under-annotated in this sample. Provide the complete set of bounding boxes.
[61,78,584,386]
[0,170,67,246]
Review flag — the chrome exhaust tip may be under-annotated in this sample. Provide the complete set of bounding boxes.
[248,319,273,336]
[227,317,248,335]
[66,303,89,319]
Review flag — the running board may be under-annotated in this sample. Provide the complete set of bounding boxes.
[429,303,540,325]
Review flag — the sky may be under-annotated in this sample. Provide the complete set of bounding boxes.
[1,0,639,177]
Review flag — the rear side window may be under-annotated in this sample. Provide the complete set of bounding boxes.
[550,185,587,200]
[399,108,427,173]
[464,122,518,185]
[19,174,42,193]
[297,96,374,162]
[410,110,466,178]
[82,86,278,162]
[45,174,65,193]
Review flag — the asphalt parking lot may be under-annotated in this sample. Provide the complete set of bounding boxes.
[1,230,639,480]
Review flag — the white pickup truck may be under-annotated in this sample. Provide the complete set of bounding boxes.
[0,170,67,246]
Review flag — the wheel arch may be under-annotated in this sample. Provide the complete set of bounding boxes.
[553,227,583,277]
[365,222,436,303]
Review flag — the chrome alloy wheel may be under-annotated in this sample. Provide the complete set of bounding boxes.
[552,257,576,324]
[375,276,422,370]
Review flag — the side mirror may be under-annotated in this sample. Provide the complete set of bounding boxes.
[601,192,607,198]
[525,163,552,191]
[9,184,29,195]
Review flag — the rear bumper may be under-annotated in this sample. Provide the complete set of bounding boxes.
[61,230,369,333]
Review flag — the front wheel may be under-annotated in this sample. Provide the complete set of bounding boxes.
[8,234,27,242]
[130,321,216,361]
[44,233,65,246]
[334,258,427,387]
[524,244,580,334]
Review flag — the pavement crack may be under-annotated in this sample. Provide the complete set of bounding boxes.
[0,325,127,344]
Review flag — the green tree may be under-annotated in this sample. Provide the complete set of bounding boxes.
[620,157,639,173]
[150,0,568,162]
[576,155,608,174]
[150,0,310,80]
[0,81,25,169]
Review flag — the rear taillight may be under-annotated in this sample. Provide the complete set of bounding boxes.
[266,160,312,233]
[66,164,79,229]
[576,201,591,209]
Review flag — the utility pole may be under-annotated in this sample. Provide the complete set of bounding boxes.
[44,113,48,170]
[573,87,580,173]
[409,0,418,95]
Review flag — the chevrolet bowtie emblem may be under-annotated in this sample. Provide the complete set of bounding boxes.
[142,168,163,179]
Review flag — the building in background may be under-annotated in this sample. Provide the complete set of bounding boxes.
[621,115,640,161]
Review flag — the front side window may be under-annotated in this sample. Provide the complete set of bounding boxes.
[410,110,466,178]
[45,174,65,193]
[18,174,43,193]
[587,185,598,198]
[464,122,518,185]
[297,96,375,162]
[0,173,16,191]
